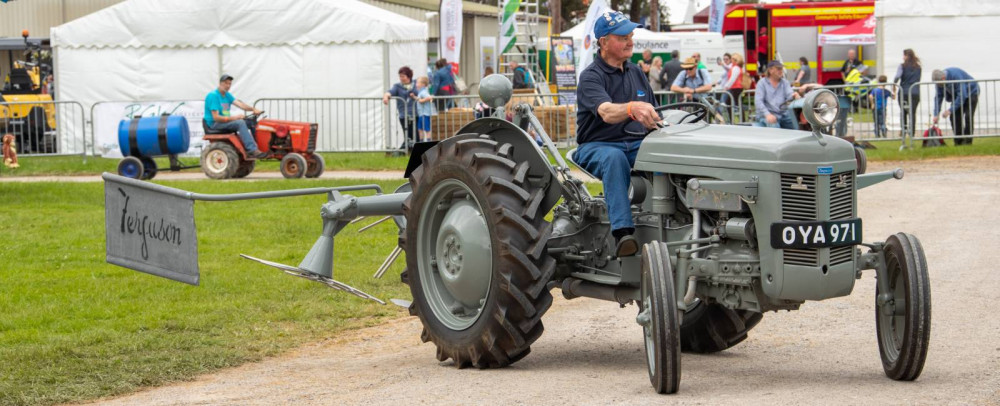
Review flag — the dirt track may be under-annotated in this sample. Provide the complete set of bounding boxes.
[84,157,1000,405]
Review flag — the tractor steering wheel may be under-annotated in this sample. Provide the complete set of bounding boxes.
[623,101,712,136]
[244,110,266,121]
[654,102,711,124]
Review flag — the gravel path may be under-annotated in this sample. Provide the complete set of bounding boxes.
[80,157,1000,405]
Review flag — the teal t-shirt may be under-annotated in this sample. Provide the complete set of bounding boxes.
[204,89,236,127]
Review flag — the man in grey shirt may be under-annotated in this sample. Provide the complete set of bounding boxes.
[659,50,683,103]
[754,60,800,129]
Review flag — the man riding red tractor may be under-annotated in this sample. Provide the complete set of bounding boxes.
[201,74,323,179]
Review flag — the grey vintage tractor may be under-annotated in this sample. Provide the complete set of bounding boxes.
[103,75,930,394]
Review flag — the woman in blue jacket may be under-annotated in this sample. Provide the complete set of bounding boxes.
[432,58,455,112]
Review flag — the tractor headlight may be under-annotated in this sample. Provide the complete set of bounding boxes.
[802,89,840,129]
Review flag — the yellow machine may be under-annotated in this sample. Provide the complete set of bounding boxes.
[1,30,57,153]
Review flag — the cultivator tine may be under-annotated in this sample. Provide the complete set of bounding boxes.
[240,254,385,305]
[373,246,403,279]
[357,216,392,233]
[390,298,412,308]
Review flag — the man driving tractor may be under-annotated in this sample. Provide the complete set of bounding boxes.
[574,10,660,258]
[204,74,266,159]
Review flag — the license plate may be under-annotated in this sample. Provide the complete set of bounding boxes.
[769,219,862,249]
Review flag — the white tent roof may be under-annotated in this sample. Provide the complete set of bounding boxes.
[51,0,426,49]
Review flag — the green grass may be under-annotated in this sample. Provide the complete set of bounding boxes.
[0,179,412,405]
[861,136,1000,160]
[0,152,411,177]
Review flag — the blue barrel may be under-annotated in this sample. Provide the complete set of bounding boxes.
[117,115,190,157]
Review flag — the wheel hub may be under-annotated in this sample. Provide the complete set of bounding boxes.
[417,179,493,331]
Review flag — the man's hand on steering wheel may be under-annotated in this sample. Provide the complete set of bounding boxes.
[628,101,660,129]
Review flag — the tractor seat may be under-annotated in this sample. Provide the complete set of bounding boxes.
[565,148,598,180]
[202,119,232,135]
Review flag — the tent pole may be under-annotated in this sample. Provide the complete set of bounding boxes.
[382,41,391,151]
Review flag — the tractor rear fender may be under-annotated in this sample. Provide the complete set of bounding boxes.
[404,117,565,216]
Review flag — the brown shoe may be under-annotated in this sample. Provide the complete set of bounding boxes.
[248,150,268,159]
[616,234,639,257]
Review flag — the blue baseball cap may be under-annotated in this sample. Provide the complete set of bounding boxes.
[594,11,642,40]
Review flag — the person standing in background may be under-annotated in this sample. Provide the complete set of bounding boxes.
[648,56,664,91]
[795,57,812,86]
[757,27,769,76]
[382,66,418,151]
[659,50,683,104]
[868,75,895,138]
[432,58,455,112]
[933,67,979,145]
[894,49,922,140]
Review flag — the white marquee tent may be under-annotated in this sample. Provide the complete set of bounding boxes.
[52,0,428,154]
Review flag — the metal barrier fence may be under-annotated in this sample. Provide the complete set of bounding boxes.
[252,97,409,152]
[0,100,87,157]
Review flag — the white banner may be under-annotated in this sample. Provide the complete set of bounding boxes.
[708,0,726,33]
[577,0,610,82]
[439,0,463,67]
[480,36,497,76]
[93,100,208,158]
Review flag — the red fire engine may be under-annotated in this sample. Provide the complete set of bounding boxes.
[695,1,874,85]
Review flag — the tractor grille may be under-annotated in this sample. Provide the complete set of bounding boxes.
[779,172,857,267]
[829,171,856,266]
[781,174,818,266]
[308,124,318,152]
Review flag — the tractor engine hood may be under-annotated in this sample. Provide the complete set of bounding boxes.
[634,124,857,174]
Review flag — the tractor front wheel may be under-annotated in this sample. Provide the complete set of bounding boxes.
[876,233,931,381]
[201,142,239,179]
[638,241,681,394]
[305,153,325,178]
[401,134,554,368]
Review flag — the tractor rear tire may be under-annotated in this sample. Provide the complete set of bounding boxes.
[234,159,256,178]
[305,153,325,178]
[201,142,239,179]
[401,134,555,369]
[679,302,763,354]
[280,153,307,178]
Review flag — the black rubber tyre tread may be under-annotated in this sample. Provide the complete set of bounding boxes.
[679,303,764,354]
[877,233,931,381]
[305,153,325,178]
[401,134,554,369]
[200,142,238,179]
[641,242,681,394]
[117,156,144,179]
[854,146,868,174]
[234,159,256,178]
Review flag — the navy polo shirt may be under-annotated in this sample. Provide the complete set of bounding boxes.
[576,53,658,144]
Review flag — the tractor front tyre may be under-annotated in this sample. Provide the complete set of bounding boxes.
[280,153,307,178]
[679,302,763,354]
[305,153,325,178]
[854,145,868,174]
[876,233,931,381]
[201,142,239,179]
[234,159,256,178]
[638,242,681,394]
[117,156,144,179]
[401,134,555,369]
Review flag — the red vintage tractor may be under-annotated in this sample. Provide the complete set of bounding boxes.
[201,113,324,179]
